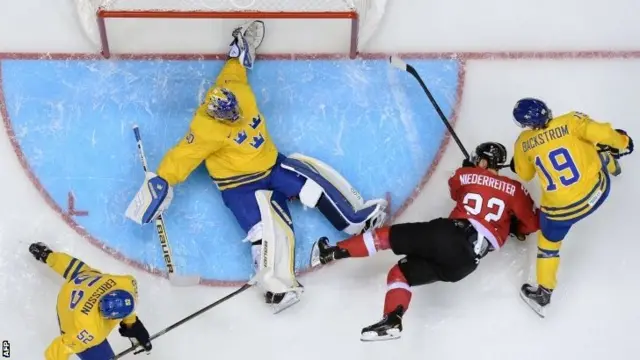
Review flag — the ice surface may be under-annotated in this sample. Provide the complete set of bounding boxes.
[1,0,640,360]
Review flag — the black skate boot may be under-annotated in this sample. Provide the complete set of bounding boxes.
[265,281,304,314]
[360,306,404,342]
[520,283,552,318]
[309,237,350,268]
[29,242,52,263]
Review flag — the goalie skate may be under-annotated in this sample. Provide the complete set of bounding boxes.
[265,285,304,314]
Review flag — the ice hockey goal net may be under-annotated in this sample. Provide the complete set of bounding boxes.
[75,0,387,59]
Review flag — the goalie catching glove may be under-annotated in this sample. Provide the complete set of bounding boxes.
[228,20,265,69]
[125,172,174,224]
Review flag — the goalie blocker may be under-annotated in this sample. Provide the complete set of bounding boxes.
[125,171,173,225]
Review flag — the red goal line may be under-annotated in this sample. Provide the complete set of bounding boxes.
[96,8,360,59]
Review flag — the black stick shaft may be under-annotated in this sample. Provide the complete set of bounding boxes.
[404,64,470,159]
[111,283,253,359]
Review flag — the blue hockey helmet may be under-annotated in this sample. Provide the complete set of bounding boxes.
[206,87,241,122]
[513,98,552,129]
[99,290,135,319]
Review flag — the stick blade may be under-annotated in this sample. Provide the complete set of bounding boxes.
[132,125,141,141]
[168,273,201,286]
[389,55,408,71]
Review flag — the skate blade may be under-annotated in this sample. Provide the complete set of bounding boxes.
[309,241,322,268]
[271,292,301,314]
[519,290,546,318]
[360,329,401,342]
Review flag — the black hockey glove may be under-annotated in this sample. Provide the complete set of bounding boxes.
[615,129,633,157]
[597,129,634,159]
[119,317,152,354]
[509,215,526,241]
[462,158,474,167]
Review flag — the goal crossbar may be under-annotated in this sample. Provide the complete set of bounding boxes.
[96,8,360,59]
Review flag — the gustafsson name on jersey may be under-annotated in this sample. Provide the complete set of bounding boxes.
[521,125,569,152]
[81,279,118,315]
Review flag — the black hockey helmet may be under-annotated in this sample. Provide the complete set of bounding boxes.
[471,142,508,170]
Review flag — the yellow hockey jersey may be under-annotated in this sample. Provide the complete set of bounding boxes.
[512,111,629,220]
[44,252,139,360]
[157,58,278,190]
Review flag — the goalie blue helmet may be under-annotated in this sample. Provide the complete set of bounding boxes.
[99,290,135,319]
[206,87,241,122]
[513,98,553,129]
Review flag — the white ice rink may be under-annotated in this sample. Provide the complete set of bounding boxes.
[1,0,640,359]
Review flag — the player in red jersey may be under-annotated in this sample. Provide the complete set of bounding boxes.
[309,142,539,341]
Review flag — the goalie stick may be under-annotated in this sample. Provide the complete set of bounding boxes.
[132,125,201,287]
[110,270,266,359]
[389,56,470,159]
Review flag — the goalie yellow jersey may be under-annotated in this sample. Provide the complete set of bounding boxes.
[157,58,278,190]
[45,252,139,360]
[512,111,629,221]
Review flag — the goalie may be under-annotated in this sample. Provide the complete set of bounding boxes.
[125,21,388,313]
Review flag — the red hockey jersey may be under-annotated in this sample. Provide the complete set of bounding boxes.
[448,166,539,249]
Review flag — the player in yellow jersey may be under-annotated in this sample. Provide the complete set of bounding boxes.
[509,98,634,317]
[125,21,387,313]
[28,242,152,359]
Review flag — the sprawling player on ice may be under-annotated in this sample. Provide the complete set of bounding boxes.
[28,243,152,360]
[310,142,539,341]
[125,21,387,312]
[510,98,634,317]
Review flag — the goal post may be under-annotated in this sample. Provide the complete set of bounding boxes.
[75,0,387,59]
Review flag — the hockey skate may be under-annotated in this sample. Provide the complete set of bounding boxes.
[309,237,350,268]
[520,283,552,318]
[265,281,304,314]
[360,306,404,342]
[29,242,52,263]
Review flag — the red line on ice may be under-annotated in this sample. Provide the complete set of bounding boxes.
[67,192,89,217]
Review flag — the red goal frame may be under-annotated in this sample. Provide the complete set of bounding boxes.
[96,8,360,59]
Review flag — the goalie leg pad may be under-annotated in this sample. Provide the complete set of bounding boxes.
[125,172,173,225]
[281,154,388,235]
[253,190,301,296]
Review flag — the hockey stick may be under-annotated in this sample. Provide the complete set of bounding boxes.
[111,270,266,359]
[132,125,201,286]
[389,56,470,159]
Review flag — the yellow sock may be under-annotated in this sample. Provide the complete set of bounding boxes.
[536,233,563,290]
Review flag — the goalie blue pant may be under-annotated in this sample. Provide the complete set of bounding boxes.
[220,154,303,233]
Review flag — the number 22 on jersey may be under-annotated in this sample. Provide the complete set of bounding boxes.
[463,193,505,222]
[534,147,581,191]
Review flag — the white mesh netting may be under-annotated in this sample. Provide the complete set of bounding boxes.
[75,0,387,55]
